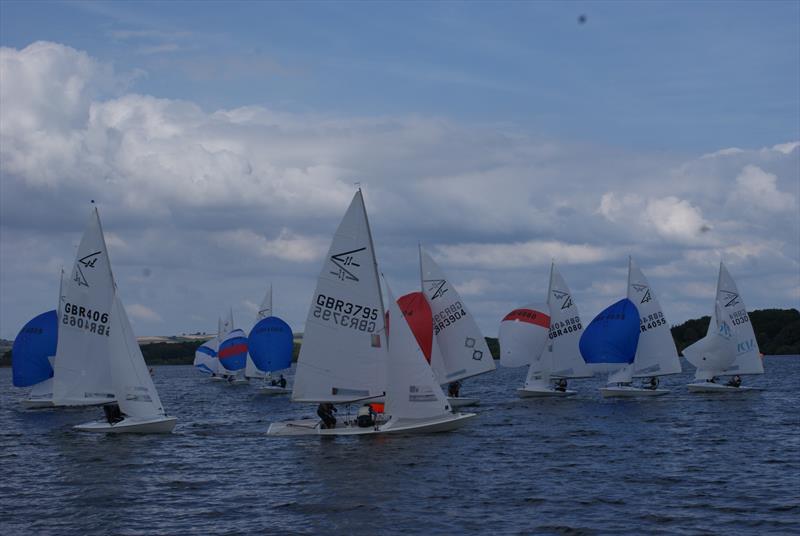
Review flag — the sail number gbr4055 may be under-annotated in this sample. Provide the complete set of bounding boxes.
[313,294,379,332]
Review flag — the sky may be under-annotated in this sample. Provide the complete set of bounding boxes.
[1,1,798,340]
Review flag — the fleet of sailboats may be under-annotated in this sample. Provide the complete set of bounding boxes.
[8,193,774,436]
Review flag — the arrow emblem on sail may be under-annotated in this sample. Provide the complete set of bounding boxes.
[330,247,365,281]
[74,266,89,287]
[720,290,740,308]
[79,251,102,268]
[631,284,651,304]
[552,290,573,310]
[423,279,448,300]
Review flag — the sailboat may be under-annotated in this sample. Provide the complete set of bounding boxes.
[418,247,496,407]
[579,297,641,395]
[267,189,475,436]
[219,326,250,384]
[599,257,682,397]
[69,206,175,433]
[499,262,592,398]
[248,287,294,395]
[193,332,219,376]
[684,262,764,393]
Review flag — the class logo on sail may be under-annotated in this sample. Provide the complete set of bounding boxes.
[424,279,448,300]
[330,247,365,281]
[720,290,740,308]
[552,290,573,310]
[73,251,102,288]
[631,284,652,304]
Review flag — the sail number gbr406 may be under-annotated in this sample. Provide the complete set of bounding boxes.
[62,302,111,336]
[313,294,379,332]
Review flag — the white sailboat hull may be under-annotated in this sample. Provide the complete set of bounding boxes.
[600,385,670,398]
[687,382,762,393]
[209,376,227,382]
[74,416,177,434]
[267,412,476,437]
[228,377,250,385]
[516,387,577,398]
[257,385,291,395]
[447,396,479,408]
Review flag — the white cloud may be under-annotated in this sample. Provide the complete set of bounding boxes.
[0,41,797,338]
[126,303,162,322]
[729,165,796,213]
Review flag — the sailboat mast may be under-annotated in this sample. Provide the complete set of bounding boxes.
[418,242,424,292]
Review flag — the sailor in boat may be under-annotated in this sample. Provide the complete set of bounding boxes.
[269,374,287,388]
[317,403,337,429]
[554,378,568,392]
[447,381,461,398]
[727,375,742,388]
[644,376,659,390]
[103,403,125,425]
[357,404,376,428]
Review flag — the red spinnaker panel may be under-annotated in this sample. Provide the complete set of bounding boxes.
[397,291,433,363]
[502,308,551,328]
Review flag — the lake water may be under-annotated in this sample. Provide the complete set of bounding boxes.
[1,357,798,535]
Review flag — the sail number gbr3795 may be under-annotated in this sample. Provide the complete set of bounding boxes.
[313,294,378,332]
[62,302,111,336]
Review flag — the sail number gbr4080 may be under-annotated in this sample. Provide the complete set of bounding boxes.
[313,294,379,332]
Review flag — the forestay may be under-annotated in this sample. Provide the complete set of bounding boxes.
[419,248,495,383]
[53,208,116,405]
[627,258,682,378]
[291,190,387,403]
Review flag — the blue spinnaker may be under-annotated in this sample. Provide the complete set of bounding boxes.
[219,328,248,371]
[248,316,293,373]
[579,298,640,368]
[12,310,57,387]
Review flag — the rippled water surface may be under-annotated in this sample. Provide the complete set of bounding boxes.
[2,357,799,535]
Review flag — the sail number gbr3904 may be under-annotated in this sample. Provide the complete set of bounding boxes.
[313,294,378,332]
[62,302,111,336]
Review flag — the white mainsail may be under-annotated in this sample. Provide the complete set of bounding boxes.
[627,258,682,378]
[419,248,495,383]
[717,263,763,376]
[545,263,592,379]
[384,279,451,423]
[108,295,167,419]
[52,208,116,406]
[291,190,387,403]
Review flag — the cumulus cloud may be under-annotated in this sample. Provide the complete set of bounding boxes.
[0,41,797,337]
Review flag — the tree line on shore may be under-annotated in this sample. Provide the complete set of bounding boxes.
[2,309,798,367]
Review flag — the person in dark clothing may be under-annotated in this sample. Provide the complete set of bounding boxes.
[554,378,568,392]
[278,374,287,388]
[448,381,461,398]
[727,375,742,388]
[357,404,376,428]
[317,402,337,429]
[645,376,659,390]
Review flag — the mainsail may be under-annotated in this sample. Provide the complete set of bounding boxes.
[52,208,116,405]
[291,190,387,403]
[419,248,495,383]
[627,258,682,378]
